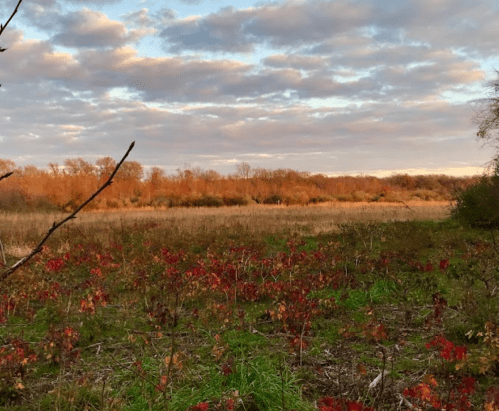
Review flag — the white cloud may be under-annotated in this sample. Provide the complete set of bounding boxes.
[0,0,497,176]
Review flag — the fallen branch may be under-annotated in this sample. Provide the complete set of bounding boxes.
[396,393,416,410]
[0,142,135,283]
[368,370,389,390]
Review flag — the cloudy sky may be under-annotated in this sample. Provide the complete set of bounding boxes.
[1,0,499,177]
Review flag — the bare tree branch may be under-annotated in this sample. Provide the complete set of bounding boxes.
[0,141,135,283]
[0,171,13,182]
[0,0,23,39]
[0,0,23,86]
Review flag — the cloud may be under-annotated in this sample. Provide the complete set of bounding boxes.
[262,54,329,70]
[160,7,255,53]
[0,28,486,106]
[0,70,492,176]
[51,8,151,48]
[121,8,153,29]
[159,0,373,53]
[1,0,496,176]
[174,0,204,4]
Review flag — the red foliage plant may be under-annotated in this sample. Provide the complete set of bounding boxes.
[404,375,476,411]
[318,396,374,411]
[426,335,467,362]
[190,402,209,411]
[0,338,37,388]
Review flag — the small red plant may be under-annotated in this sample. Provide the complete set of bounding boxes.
[79,288,110,315]
[318,396,373,411]
[404,375,476,411]
[41,326,80,366]
[155,375,167,392]
[362,319,388,342]
[426,293,447,327]
[439,259,450,272]
[426,335,467,363]
[45,257,65,273]
[0,295,16,323]
[190,402,209,411]
[403,376,441,409]
[0,338,37,389]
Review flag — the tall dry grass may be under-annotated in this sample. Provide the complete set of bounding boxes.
[0,201,454,255]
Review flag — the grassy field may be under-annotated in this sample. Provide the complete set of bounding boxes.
[1,201,498,410]
[1,201,453,254]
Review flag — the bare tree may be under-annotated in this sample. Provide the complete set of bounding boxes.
[96,157,117,179]
[1,0,23,87]
[236,162,252,179]
[116,160,143,180]
[64,158,96,175]
[48,162,60,175]
[0,142,135,283]
[475,70,499,171]
[147,166,165,189]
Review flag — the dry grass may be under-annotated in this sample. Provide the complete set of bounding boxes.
[0,201,454,250]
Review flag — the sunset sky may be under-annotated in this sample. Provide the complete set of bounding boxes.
[1,0,499,177]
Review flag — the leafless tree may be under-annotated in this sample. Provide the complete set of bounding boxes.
[475,70,499,172]
[236,162,252,179]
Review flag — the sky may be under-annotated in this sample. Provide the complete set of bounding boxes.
[1,0,499,178]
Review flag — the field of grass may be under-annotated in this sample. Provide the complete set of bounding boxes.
[1,202,498,410]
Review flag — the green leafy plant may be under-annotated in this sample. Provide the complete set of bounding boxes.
[451,168,499,230]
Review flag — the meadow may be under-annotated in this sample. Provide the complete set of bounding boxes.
[1,201,498,410]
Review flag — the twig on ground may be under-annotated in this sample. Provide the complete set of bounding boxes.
[396,393,416,410]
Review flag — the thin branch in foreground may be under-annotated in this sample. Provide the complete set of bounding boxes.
[0,0,23,87]
[0,171,13,182]
[0,141,135,283]
[0,237,6,267]
[0,0,23,40]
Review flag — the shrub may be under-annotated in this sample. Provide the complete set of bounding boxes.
[192,195,223,207]
[263,194,283,205]
[223,195,250,206]
[151,195,180,208]
[283,190,309,205]
[451,171,499,229]
[308,195,332,204]
[352,190,368,202]
[411,189,440,201]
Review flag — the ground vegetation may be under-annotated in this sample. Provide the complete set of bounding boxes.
[0,206,498,410]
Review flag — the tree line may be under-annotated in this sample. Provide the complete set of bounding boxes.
[0,158,481,212]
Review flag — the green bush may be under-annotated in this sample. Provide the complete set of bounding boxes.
[451,170,499,229]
